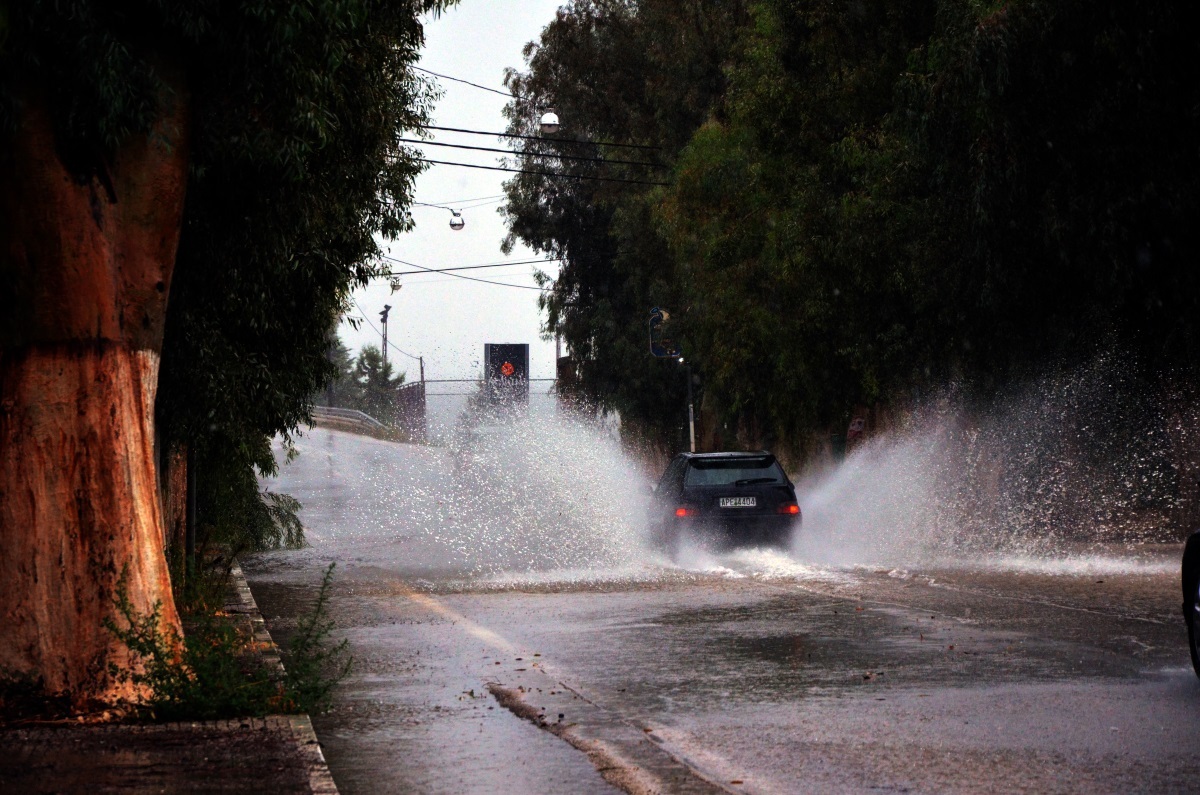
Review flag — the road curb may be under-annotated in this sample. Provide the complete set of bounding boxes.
[229,560,340,795]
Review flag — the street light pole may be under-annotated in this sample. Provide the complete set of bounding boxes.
[379,304,391,369]
[682,359,696,453]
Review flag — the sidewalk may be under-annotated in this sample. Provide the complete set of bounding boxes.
[0,564,338,794]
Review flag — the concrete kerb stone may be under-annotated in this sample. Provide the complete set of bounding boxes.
[228,560,340,795]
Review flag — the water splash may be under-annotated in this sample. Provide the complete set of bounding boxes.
[794,354,1192,570]
[267,407,657,582]
[269,355,1189,583]
[441,409,652,576]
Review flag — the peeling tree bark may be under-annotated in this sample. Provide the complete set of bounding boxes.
[0,89,189,708]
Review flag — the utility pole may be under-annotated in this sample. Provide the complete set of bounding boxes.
[379,304,391,369]
[325,339,336,407]
[683,360,696,453]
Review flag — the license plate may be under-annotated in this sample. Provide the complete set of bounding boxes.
[719,497,756,508]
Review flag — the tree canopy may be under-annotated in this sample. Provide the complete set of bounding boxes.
[505,0,1200,455]
[0,0,453,703]
[3,0,450,470]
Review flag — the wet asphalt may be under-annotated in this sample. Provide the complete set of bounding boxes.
[246,427,1200,794]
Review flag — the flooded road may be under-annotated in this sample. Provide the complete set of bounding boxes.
[247,426,1200,794]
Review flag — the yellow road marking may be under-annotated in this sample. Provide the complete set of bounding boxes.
[388,583,519,654]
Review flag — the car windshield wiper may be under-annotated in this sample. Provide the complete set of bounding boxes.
[734,477,778,486]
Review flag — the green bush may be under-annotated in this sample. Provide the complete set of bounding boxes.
[106,563,351,721]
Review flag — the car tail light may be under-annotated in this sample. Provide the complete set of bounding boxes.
[777,502,801,515]
[675,506,698,518]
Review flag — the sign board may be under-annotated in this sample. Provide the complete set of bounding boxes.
[484,343,530,406]
[649,307,679,358]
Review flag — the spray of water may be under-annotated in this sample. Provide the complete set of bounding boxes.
[440,408,659,581]
[794,354,1190,573]
[270,354,1187,583]
[266,408,666,585]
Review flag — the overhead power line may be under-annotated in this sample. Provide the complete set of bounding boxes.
[400,137,665,169]
[412,66,510,97]
[381,257,561,276]
[419,193,505,206]
[456,197,507,210]
[380,254,551,292]
[417,124,662,152]
[418,157,669,187]
[411,196,508,212]
[349,297,422,362]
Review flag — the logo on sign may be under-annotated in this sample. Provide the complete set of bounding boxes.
[500,361,515,377]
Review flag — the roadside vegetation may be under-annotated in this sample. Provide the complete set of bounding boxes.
[1,1,454,710]
[503,0,1199,476]
[317,338,411,422]
[105,564,350,722]
[0,564,350,725]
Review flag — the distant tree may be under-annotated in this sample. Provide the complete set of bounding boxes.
[502,0,746,448]
[350,345,406,422]
[318,331,357,409]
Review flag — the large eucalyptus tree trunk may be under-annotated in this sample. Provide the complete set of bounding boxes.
[0,93,188,708]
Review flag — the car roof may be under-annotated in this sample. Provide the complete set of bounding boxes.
[679,451,773,459]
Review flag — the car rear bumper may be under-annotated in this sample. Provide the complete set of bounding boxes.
[673,515,798,548]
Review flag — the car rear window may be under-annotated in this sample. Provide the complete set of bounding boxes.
[684,457,787,487]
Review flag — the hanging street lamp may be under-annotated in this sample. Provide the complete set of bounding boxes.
[539,110,560,135]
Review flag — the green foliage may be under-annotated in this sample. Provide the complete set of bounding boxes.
[348,344,407,422]
[903,0,1200,374]
[503,0,746,448]
[152,1,452,465]
[196,436,305,556]
[660,0,938,445]
[280,563,352,714]
[0,1,203,155]
[317,332,357,408]
[508,0,1200,455]
[317,338,410,424]
[105,564,351,720]
[105,591,283,721]
[2,2,457,555]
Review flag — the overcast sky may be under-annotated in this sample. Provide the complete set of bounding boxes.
[336,0,565,382]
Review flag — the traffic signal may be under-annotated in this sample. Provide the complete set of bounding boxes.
[484,343,529,407]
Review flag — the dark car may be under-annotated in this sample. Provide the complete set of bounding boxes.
[1183,530,1200,678]
[648,452,801,551]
